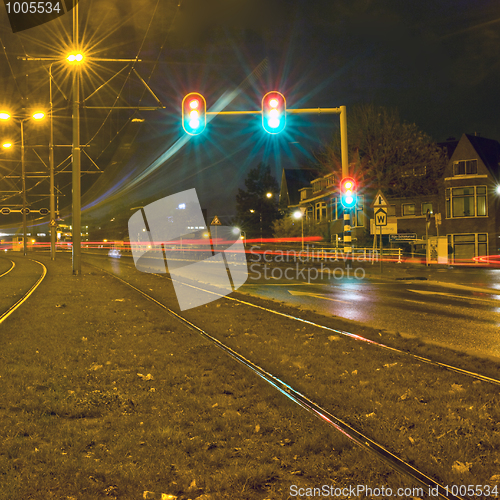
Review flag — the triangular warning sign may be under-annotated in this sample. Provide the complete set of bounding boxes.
[370,190,390,208]
[211,215,222,226]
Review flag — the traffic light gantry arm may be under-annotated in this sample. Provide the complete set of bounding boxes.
[206,107,343,115]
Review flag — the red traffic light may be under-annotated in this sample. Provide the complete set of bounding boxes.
[182,92,206,135]
[340,177,357,209]
[262,91,286,134]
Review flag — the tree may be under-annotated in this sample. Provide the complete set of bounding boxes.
[235,163,280,240]
[316,104,448,197]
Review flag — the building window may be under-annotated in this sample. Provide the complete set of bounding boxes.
[452,187,474,216]
[422,202,433,215]
[478,233,488,256]
[449,233,488,260]
[350,196,364,227]
[331,199,338,220]
[401,166,427,177]
[402,204,415,216]
[453,159,477,176]
[476,186,487,216]
[315,202,327,221]
[447,186,487,218]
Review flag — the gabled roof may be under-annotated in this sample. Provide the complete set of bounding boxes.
[464,134,500,178]
[280,168,318,206]
[437,139,459,159]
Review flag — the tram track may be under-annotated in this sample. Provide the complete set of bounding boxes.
[84,252,500,388]
[0,255,47,325]
[0,258,15,278]
[82,253,473,500]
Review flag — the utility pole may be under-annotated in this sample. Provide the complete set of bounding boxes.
[49,63,56,260]
[72,3,81,275]
[21,120,27,256]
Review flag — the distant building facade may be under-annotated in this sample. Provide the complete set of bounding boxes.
[279,133,500,260]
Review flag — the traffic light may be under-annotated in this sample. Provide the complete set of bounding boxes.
[340,177,357,209]
[182,92,206,135]
[262,91,286,134]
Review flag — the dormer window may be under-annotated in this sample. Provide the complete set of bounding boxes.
[453,159,477,176]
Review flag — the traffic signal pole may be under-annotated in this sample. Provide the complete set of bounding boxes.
[207,105,349,176]
[202,101,350,255]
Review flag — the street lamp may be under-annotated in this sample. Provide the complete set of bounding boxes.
[253,192,274,245]
[233,227,246,245]
[0,110,46,256]
[66,48,85,275]
[293,210,304,250]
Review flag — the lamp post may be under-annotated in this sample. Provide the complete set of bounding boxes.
[64,47,84,270]
[1,111,46,256]
[293,210,304,250]
[67,1,83,275]
[49,62,56,260]
[233,227,246,246]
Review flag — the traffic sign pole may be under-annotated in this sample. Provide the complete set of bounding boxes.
[380,224,383,273]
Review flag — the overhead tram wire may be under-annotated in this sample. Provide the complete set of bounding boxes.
[84,0,163,161]
[0,34,25,101]
[133,0,181,110]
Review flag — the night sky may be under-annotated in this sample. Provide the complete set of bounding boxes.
[0,0,499,230]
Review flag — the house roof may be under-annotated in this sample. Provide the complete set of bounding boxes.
[437,139,459,159]
[280,168,318,206]
[464,134,500,178]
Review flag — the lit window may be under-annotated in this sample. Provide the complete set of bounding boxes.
[422,202,433,215]
[402,204,415,216]
[453,160,477,176]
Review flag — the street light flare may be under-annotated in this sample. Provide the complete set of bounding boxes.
[67,53,84,63]
[2,142,12,149]
[32,112,45,120]
[0,112,11,120]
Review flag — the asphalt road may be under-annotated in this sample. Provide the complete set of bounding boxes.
[242,259,500,361]
[79,249,500,361]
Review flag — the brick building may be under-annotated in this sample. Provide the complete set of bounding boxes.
[279,133,500,260]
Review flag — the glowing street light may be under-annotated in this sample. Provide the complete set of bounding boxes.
[0,111,46,255]
[67,53,84,63]
[293,209,305,250]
